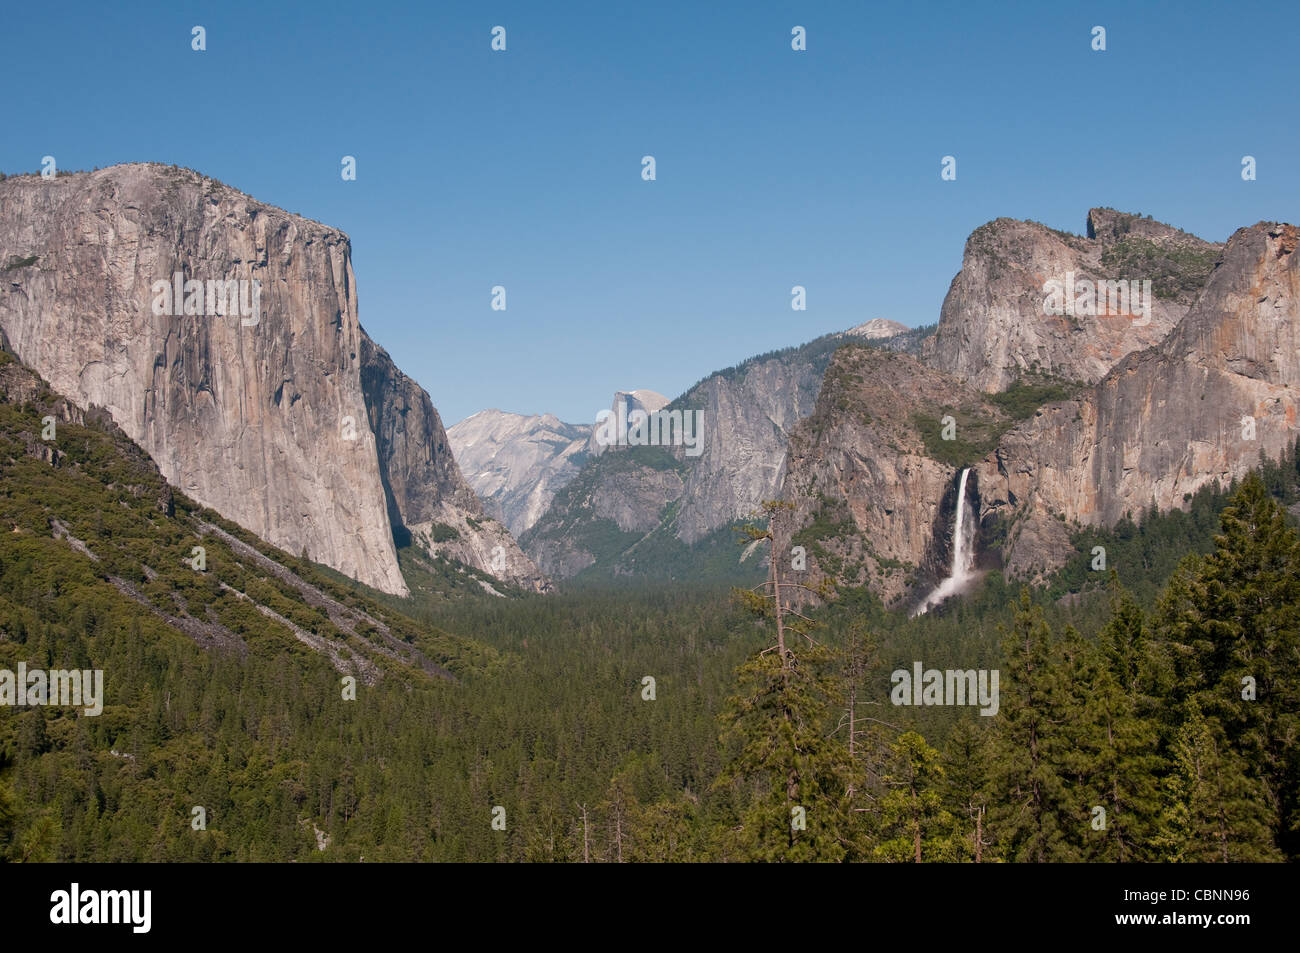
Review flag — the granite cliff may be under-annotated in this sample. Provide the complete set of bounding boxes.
[923,208,1222,392]
[0,163,543,596]
[781,212,1297,610]
[977,221,1299,579]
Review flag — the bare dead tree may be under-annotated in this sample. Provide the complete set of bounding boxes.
[577,802,590,863]
[735,500,834,674]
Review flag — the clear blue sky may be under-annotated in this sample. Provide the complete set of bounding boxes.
[3,1,1295,425]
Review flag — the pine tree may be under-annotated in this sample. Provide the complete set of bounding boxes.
[715,501,859,861]
[1094,594,1165,859]
[628,795,700,862]
[599,767,638,863]
[0,781,16,858]
[1155,474,1300,856]
[874,731,964,862]
[833,618,887,852]
[988,590,1076,862]
[1154,699,1281,861]
[714,643,857,861]
[1056,619,1163,861]
[942,721,995,862]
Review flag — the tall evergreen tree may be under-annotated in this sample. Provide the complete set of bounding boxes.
[833,618,889,848]
[1056,620,1163,861]
[942,722,995,862]
[628,795,701,863]
[1154,699,1281,861]
[714,502,860,861]
[1155,474,1300,856]
[988,590,1077,861]
[714,643,858,861]
[0,781,16,858]
[874,731,963,862]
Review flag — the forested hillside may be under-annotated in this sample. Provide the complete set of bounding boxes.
[0,352,504,859]
[1,347,1297,862]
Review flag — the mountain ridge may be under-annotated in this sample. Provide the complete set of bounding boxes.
[447,409,592,538]
[520,327,930,580]
[922,208,1224,392]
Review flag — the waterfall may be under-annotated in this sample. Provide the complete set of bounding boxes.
[950,467,972,581]
[913,467,975,616]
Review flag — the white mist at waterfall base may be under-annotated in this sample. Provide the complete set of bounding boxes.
[913,468,976,616]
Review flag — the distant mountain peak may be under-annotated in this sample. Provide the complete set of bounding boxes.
[612,389,670,413]
[447,409,592,538]
[843,319,910,340]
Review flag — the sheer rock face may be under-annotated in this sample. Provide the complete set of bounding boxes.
[446,410,591,538]
[358,337,548,591]
[976,222,1300,579]
[0,163,541,596]
[587,390,669,457]
[672,356,823,545]
[923,209,1223,392]
[779,346,1007,608]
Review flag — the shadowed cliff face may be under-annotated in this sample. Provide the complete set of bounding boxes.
[0,163,542,596]
[779,346,1009,608]
[360,337,549,592]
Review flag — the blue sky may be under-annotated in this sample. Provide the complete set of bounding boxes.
[3,1,1296,425]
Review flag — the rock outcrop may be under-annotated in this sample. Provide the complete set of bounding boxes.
[0,163,541,596]
[671,356,823,545]
[589,390,669,455]
[779,217,1297,608]
[923,209,1223,392]
[358,337,548,591]
[844,318,910,340]
[977,221,1300,578]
